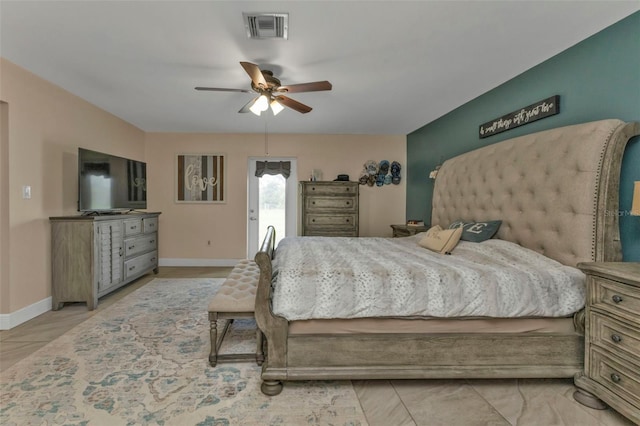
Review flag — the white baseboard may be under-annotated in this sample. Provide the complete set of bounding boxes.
[159,258,241,267]
[0,296,52,330]
[0,259,239,329]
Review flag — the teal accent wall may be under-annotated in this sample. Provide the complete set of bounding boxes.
[407,12,640,261]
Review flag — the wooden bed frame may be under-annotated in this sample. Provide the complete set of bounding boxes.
[254,119,639,396]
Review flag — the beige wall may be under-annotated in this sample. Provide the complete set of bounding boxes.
[0,59,146,316]
[146,133,407,261]
[0,57,407,324]
[1,101,9,313]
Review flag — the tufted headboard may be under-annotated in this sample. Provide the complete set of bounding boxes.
[431,119,639,267]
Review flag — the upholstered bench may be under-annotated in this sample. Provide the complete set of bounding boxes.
[208,259,264,367]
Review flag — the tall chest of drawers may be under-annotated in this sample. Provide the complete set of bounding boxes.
[574,262,640,424]
[299,181,359,236]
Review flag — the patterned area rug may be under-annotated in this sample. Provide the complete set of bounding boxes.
[1,278,367,425]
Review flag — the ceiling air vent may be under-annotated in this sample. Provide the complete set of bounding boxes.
[243,13,288,40]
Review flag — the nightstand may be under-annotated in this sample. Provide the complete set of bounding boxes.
[390,224,429,237]
[573,262,640,425]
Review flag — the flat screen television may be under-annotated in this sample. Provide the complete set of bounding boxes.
[78,148,147,213]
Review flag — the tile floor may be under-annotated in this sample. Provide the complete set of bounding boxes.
[0,267,634,426]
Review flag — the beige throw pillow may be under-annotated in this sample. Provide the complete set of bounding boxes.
[419,225,463,254]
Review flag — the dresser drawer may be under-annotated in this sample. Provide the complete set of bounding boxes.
[124,250,158,279]
[303,182,357,196]
[304,229,358,237]
[591,276,640,319]
[305,196,357,212]
[590,347,640,408]
[305,214,357,229]
[124,233,158,258]
[123,218,143,236]
[143,216,158,234]
[590,313,640,362]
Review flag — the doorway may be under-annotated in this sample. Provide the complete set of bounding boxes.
[247,158,297,259]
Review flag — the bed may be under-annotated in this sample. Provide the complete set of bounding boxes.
[253,119,639,396]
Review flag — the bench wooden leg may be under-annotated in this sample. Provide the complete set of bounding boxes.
[208,312,218,366]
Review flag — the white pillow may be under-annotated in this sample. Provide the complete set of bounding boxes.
[418,225,463,254]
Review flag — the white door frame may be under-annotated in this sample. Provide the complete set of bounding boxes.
[247,157,298,259]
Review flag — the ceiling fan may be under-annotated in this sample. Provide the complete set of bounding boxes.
[195,62,332,115]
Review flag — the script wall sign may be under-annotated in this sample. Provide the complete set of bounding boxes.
[176,153,226,203]
[479,95,560,138]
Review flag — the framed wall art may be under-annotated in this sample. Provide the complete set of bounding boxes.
[176,153,226,203]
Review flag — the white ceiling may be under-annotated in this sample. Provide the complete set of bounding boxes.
[1,1,638,135]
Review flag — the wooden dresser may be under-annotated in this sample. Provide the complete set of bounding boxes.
[299,181,359,236]
[50,212,160,310]
[573,262,640,424]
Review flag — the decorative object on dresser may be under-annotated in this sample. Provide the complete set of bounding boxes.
[573,262,640,424]
[299,181,359,237]
[391,223,429,237]
[49,212,160,310]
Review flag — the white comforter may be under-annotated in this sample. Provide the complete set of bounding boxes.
[271,235,585,320]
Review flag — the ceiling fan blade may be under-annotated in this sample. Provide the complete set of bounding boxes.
[195,87,252,93]
[240,61,267,89]
[276,81,332,93]
[275,95,312,114]
[238,97,259,113]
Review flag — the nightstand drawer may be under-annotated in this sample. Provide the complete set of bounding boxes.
[591,348,640,408]
[590,313,640,362]
[591,277,640,319]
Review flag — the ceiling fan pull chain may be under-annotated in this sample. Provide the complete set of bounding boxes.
[264,120,269,156]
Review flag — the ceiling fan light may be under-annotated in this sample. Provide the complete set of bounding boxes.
[249,96,266,115]
[249,103,262,116]
[256,95,269,111]
[270,99,284,115]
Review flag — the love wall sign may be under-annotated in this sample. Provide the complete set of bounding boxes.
[176,154,226,203]
[479,95,560,138]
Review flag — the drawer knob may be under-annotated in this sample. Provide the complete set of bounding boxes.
[611,373,621,383]
[346,201,350,205]
[612,295,623,304]
[129,266,135,271]
[611,334,622,343]
[129,245,135,250]
[346,219,350,222]
[312,219,315,222]
[312,201,316,205]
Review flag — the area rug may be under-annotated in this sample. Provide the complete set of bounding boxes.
[0,278,368,425]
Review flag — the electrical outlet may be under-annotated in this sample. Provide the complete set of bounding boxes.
[22,185,31,199]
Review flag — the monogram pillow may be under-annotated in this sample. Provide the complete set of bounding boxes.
[448,220,502,242]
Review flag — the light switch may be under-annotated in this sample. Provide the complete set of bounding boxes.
[22,185,31,199]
